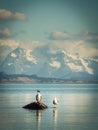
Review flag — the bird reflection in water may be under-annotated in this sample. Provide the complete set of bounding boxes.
[36,110,42,130]
[53,108,58,124]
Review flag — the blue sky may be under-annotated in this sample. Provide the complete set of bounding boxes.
[0,0,98,58]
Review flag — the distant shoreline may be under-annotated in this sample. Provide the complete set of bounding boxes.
[0,73,98,84]
[0,80,98,84]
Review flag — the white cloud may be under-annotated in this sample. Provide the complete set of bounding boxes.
[0,28,11,37]
[0,39,19,49]
[48,30,98,58]
[49,31,71,40]
[31,41,44,49]
[14,12,26,20]
[0,39,45,60]
[84,31,98,43]
[21,38,98,58]
[20,40,45,50]
[51,40,98,58]
[70,41,98,58]
[49,59,61,68]
[0,9,26,22]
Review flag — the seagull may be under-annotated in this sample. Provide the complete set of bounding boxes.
[36,90,42,103]
[53,97,59,107]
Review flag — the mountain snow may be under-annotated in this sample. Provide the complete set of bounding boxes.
[66,63,83,72]
[26,49,37,64]
[8,63,13,66]
[79,58,93,75]
[10,53,17,58]
[62,50,78,60]
[0,47,98,80]
[62,50,94,75]
[49,58,61,68]
[90,58,98,62]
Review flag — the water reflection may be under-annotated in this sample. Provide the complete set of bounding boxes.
[53,108,58,123]
[36,110,42,130]
[0,83,98,130]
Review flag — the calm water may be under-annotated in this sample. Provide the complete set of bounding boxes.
[0,84,98,130]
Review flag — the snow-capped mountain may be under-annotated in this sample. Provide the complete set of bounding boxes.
[0,47,38,74]
[0,47,98,80]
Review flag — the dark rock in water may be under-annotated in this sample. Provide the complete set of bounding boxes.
[23,102,48,110]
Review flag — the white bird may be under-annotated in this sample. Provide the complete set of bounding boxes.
[53,97,59,107]
[36,90,42,103]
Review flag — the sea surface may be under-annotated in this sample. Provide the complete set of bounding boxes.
[0,83,98,130]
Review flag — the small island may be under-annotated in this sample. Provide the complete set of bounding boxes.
[23,102,48,110]
[23,90,48,110]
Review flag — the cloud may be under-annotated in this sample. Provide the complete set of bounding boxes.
[0,28,11,38]
[49,31,71,40]
[48,30,98,44]
[78,45,98,57]
[65,40,98,57]
[0,39,19,59]
[0,39,19,49]
[21,38,98,58]
[50,40,98,57]
[83,31,98,43]
[19,40,45,50]
[0,9,26,23]
[0,37,98,61]
[66,41,98,57]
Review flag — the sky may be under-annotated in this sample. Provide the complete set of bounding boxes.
[0,0,98,59]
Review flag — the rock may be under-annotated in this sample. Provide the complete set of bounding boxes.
[23,102,48,110]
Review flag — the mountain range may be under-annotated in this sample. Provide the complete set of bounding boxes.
[0,46,98,81]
